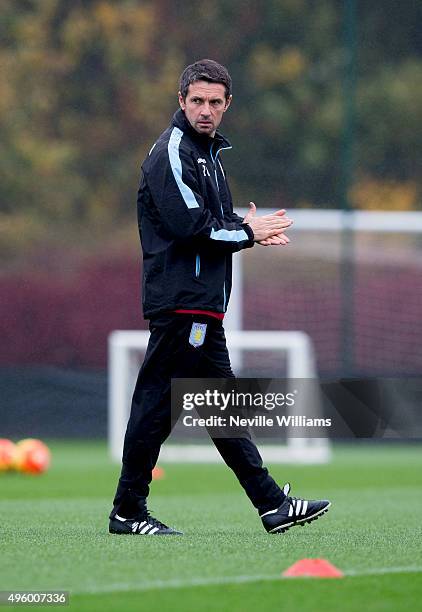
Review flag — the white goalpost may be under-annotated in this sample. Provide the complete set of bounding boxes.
[108,329,332,464]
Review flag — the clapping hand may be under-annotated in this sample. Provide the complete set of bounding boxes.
[244,202,292,246]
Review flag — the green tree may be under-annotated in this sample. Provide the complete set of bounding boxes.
[1,0,421,262]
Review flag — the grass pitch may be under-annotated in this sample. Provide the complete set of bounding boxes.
[1,442,421,611]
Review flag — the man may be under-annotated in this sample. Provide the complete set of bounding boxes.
[109,59,330,535]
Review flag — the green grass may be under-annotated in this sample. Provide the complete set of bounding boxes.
[1,442,421,611]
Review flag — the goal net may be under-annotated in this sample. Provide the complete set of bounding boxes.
[234,209,422,377]
[108,209,422,463]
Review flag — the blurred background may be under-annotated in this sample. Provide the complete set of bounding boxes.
[1,0,421,442]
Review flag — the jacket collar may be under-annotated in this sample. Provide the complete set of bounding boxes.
[171,108,231,153]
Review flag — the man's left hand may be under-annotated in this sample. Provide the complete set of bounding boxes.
[243,203,292,246]
[258,232,290,246]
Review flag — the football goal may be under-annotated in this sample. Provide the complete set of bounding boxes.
[108,329,331,464]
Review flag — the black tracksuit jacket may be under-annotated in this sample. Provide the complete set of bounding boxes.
[138,109,255,319]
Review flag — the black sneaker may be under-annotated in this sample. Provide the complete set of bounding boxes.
[109,512,183,535]
[260,483,331,534]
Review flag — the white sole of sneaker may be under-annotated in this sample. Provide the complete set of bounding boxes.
[269,502,331,533]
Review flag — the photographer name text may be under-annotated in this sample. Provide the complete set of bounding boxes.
[182,414,331,428]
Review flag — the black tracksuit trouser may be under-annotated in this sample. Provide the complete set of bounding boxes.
[110,313,285,518]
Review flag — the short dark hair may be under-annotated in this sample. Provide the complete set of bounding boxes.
[179,59,232,100]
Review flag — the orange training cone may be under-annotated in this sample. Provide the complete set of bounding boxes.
[282,558,344,578]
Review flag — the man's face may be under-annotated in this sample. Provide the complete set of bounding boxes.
[178,80,231,136]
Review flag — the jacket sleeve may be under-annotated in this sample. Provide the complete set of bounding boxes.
[216,159,247,227]
[142,144,254,253]
[231,211,245,224]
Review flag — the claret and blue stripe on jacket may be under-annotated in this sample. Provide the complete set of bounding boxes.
[138,108,255,318]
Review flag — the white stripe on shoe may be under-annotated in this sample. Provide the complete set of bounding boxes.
[133,520,147,533]
[115,514,127,522]
[259,508,279,518]
[270,520,295,533]
[295,502,331,524]
[148,527,159,535]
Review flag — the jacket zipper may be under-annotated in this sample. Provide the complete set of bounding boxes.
[195,253,200,277]
[210,145,223,215]
[210,142,232,312]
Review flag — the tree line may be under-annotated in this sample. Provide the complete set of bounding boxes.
[1,0,421,260]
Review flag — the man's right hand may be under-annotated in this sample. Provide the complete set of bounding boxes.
[244,202,293,243]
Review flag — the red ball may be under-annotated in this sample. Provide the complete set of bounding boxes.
[14,439,51,475]
[0,439,16,472]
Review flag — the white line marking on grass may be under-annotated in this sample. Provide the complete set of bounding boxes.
[75,566,422,595]
[344,566,422,577]
[78,574,282,594]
